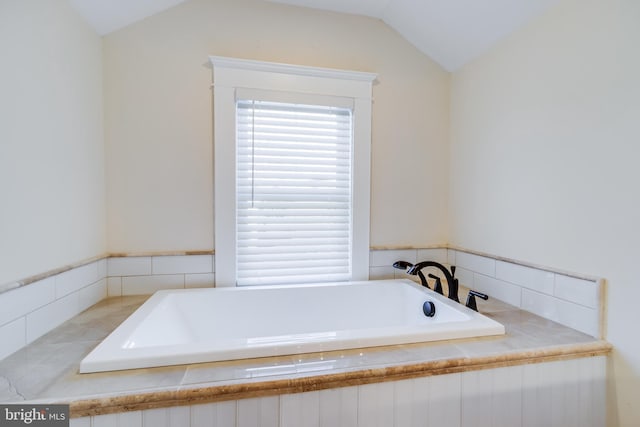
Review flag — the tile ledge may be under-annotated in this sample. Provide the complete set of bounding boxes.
[1,246,600,295]
[70,341,612,418]
[2,296,608,417]
[369,245,601,282]
[0,251,216,296]
[68,340,611,418]
[369,244,447,251]
[108,250,214,258]
[448,246,602,283]
[0,253,109,295]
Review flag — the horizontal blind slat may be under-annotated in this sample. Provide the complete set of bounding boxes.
[237,265,350,279]
[237,244,350,255]
[237,252,349,263]
[236,273,351,287]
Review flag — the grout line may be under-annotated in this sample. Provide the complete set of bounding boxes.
[1,247,599,296]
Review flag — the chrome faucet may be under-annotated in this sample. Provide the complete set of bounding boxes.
[400,260,460,303]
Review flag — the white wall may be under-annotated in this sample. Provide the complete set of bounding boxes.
[0,0,105,285]
[450,0,640,424]
[103,0,451,254]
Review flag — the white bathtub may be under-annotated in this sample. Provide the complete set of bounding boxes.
[80,279,504,373]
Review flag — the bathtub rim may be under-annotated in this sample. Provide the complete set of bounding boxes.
[79,279,505,373]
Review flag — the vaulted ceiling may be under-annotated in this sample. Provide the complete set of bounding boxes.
[69,0,559,71]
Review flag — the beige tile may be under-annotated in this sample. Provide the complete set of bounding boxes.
[496,261,554,295]
[0,317,26,361]
[185,273,215,288]
[521,289,599,337]
[107,257,152,276]
[370,249,417,268]
[416,248,448,264]
[0,341,96,399]
[79,279,107,312]
[107,277,122,296]
[0,277,55,326]
[455,252,495,277]
[26,293,80,343]
[182,355,299,385]
[473,273,522,307]
[40,364,187,400]
[554,275,598,308]
[368,266,395,280]
[152,255,213,275]
[0,291,610,418]
[122,275,184,295]
[55,262,100,298]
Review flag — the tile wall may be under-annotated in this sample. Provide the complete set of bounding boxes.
[369,248,604,338]
[0,254,214,362]
[0,246,603,363]
[0,259,107,360]
[106,255,215,296]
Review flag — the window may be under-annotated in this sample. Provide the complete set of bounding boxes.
[210,56,376,286]
[236,99,353,285]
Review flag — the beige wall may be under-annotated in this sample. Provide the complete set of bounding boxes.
[0,0,105,285]
[450,0,640,424]
[103,0,450,254]
[2,0,637,422]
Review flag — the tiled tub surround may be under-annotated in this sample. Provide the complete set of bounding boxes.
[106,253,215,296]
[0,258,107,361]
[0,295,609,426]
[0,253,215,362]
[0,247,603,365]
[369,248,604,338]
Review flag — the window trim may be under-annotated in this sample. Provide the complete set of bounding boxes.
[210,56,376,287]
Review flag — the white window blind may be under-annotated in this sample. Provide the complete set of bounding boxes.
[236,99,353,286]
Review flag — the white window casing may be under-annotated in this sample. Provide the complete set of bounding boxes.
[210,56,376,287]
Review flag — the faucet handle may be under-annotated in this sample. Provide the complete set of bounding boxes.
[450,265,456,278]
[465,290,489,311]
[428,274,443,295]
[450,278,460,303]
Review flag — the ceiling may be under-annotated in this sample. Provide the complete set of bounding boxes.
[69,0,559,71]
[68,0,187,35]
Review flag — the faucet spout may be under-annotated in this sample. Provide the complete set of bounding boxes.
[392,260,430,289]
[407,261,460,303]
